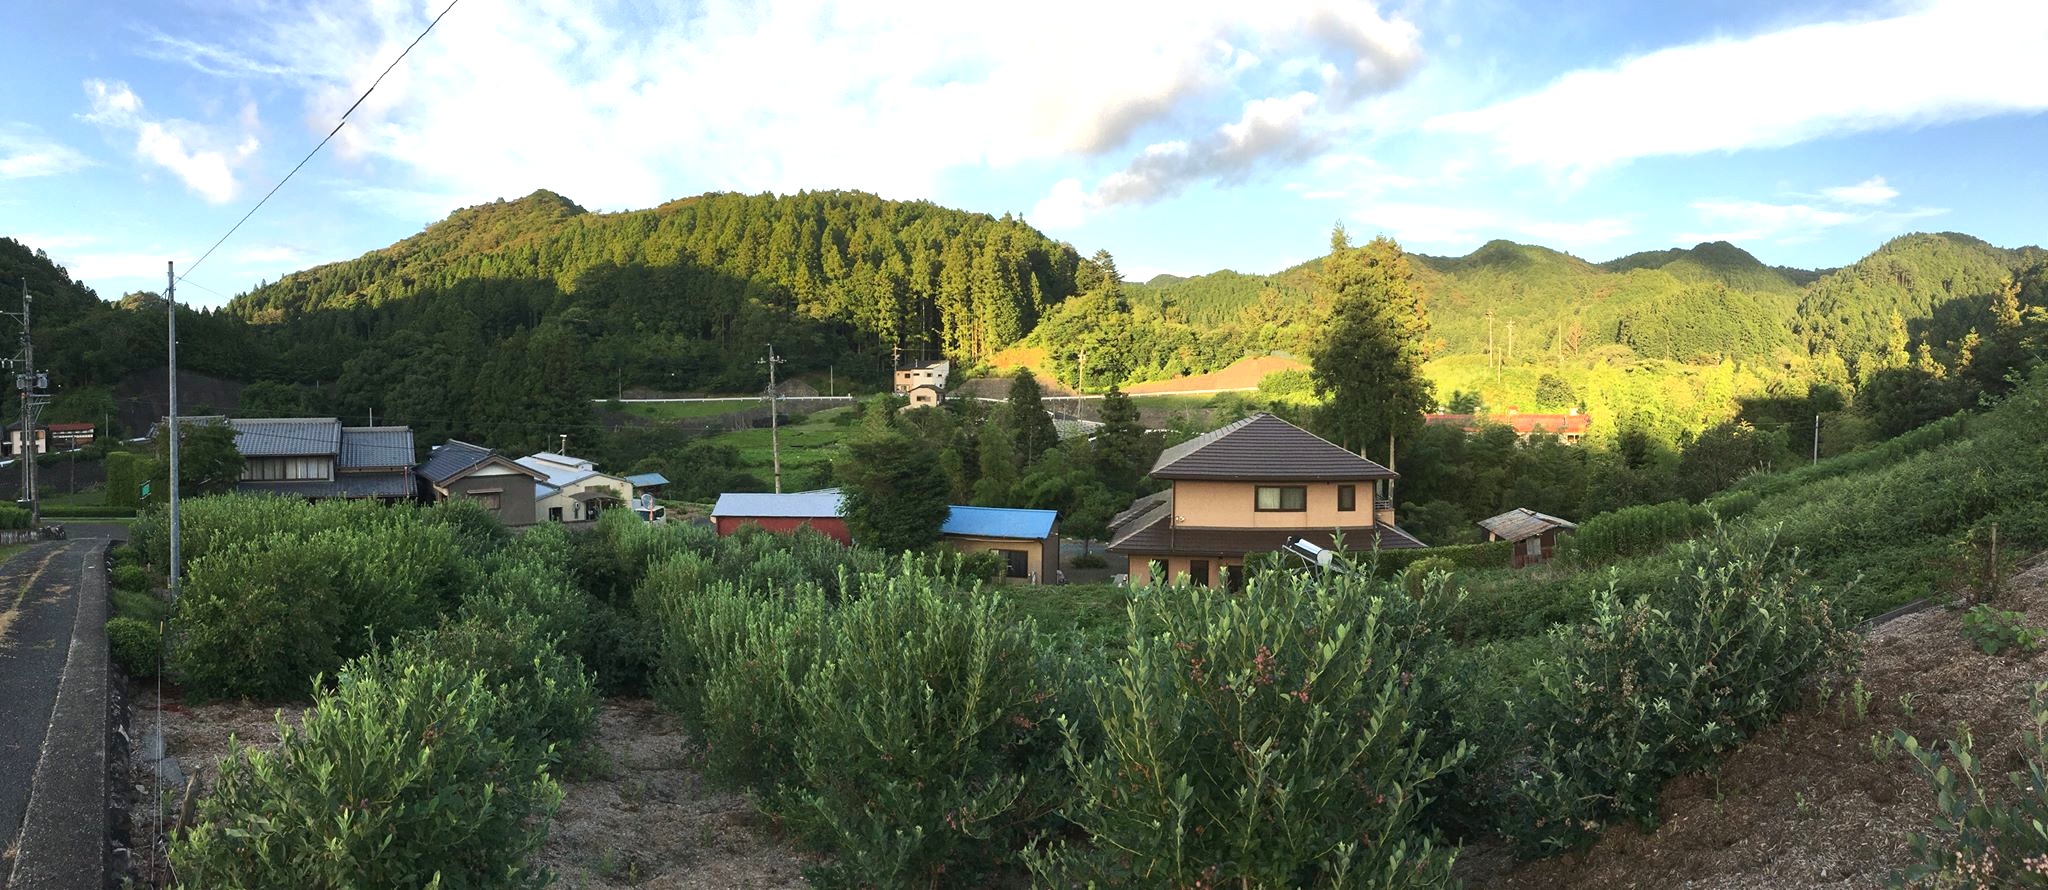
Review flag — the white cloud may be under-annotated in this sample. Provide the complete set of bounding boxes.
[0,125,93,179]
[1675,197,1945,244]
[151,0,1419,219]
[1428,0,2048,174]
[1821,176,1898,205]
[80,79,259,203]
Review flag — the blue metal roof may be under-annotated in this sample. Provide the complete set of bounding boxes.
[625,472,669,488]
[940,505,1058,540]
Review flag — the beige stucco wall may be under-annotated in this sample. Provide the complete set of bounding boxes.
[1172,480,1379,529]
[945,534,1057,584]
[536,474,631,522]
[1125,553,1244,589]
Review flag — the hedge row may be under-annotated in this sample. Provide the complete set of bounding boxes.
[40,504,137,518]
[1373,540,1514,574]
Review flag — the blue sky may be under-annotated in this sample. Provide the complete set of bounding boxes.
[2,0,2045,307]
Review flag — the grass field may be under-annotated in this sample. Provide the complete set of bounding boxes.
[697,407,857,485]
[614,400,761,421]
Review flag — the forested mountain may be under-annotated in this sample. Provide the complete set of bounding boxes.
[1793,232,2044,371]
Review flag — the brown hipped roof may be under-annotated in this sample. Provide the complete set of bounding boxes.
[1107,508,1425,555]
[1151,413,1395,481]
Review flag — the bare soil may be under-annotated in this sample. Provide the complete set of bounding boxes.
[120,691,814,888]
[539,699,817,888]
[1122,354,1307,394]
[1465,557,2048,889]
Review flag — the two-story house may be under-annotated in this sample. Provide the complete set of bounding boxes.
[231,417,418,501]
[1107,413,1425,588]
[893,359,950,408]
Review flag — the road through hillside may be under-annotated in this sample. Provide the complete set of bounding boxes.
[0,540,101,883]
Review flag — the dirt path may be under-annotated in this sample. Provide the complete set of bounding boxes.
[1469,557,2048,889]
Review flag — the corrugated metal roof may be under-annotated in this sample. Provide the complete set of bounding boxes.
[1477,508,1576,542]
[712,488,845,519]
[625,472,669,487]
[515,456,599,489]
[230,418,341,457]
[940,506,1058,540]
[1107,511,1425,555]
[418,440,493,483]
[339,426,414,469]
[1151,413,1395,482]
[526,451,594,471]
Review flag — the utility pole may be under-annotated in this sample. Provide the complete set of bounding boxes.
[1485,308,1497,383]
[167,261,181,602]
[558,433,569,454]
[8,279,49,525]
[1812,414,1821,465]
[759,344,785,493]
[1506,320,1515,367]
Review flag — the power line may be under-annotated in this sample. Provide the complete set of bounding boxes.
[180,0,463,282]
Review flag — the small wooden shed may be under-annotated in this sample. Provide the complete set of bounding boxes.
[1479,508,1577,568]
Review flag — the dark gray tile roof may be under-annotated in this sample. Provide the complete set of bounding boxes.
[1107,511,1425,555]
[1109,490,1170,533]
[1478,508,1576,542]
[339,427,415,470]
[417,440,494,484]
[1150,413,1396,482]
[338,470,417,498]
[230,418,341,457]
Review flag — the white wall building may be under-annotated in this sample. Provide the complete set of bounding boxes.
[517,451,633,523]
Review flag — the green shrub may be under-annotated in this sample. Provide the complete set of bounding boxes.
[1895,682,2048,888]
[107,616,161,678]
[0,505,28,529]
[1561,499,1712,566]
[398,612,599,766]
[1401,555,1458,597]
[110,563,149,593]
[1960,605,2042,656]
[773,575,1065,886]
[1373,540,1513,575]
[170,648,562,888]
[1504,533,1855,854]
[105,451,157,510]
[1029,565,1466,887]
[648,558,1065,886]
[1702,489,1761,520]
[172,522,464,700]
[1069,552,1106,569]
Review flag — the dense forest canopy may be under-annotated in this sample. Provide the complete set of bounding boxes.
[4,188,2044,455]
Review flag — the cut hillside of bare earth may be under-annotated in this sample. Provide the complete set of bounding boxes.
[1122,354,1306,393]
[122,692,814,888]
[1463,555,2048,889]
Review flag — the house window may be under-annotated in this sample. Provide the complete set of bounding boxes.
[1190,559,1212,587]
[468,490,502,513]
[548,506,563,522]
[1337,484,1357,512]
[1255,486,1306,512]
[997,548,1031,579]
[1525,537,1543,558]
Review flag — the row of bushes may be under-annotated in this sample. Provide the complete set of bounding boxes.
[644,547,1469,887]
[167,508,600,886]
[1373,539,1514,574]
[104,451,159,510]
[0,505,27,529]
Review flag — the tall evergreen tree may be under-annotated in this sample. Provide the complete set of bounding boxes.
[836,424,950,552]
[1306,230,1435,460]
[1092,384,1147,495]
[1005,369,1060,466]
[974,408,1021,505]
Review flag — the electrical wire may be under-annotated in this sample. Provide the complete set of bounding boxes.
[180,0,463,282]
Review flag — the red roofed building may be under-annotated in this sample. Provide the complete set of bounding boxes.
[1424,408,1590,444]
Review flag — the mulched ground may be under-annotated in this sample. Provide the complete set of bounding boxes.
[1464,557,2048,889]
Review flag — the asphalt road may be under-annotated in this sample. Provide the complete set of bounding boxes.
[0,540,100,884]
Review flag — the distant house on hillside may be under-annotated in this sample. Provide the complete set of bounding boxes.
[894,359,950,408]
[48,422,94,451]
[711,488,852,544]
[517,451,632,523]
[417,440,546,525]
[1425,408,1590,444]
[3,422,46,457]
[1107,413,1425,588]
[1479,508,1576,567]
[230,418,417,502]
